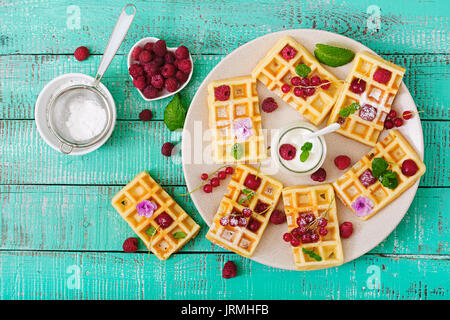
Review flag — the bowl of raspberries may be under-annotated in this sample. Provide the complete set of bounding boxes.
[127,37,193,101]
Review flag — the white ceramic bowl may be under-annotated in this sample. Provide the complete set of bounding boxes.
[127,37,194,101]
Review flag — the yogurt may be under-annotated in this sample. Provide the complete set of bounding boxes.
[272,123,326,175]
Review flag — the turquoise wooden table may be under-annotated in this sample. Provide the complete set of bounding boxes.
[0,0,448,300]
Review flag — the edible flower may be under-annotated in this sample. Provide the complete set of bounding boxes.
[351,196,374,217]
[136,200,158,218]
[233,118,253,141]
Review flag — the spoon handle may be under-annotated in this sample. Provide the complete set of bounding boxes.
[304,123,340,140]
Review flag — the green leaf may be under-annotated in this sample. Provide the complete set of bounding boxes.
[379,170,399,189]
[338,102,360,118]
[301,142,313,152]
[145,226,156,236]
[173,231,187,239]
[300,151,310,162]
[295,64,311,78]
[302,248,322,261]
[372,157,389,178]
[242,188,253,195]
[314,44,355,67]
[164,93,187,131]
[230,143,244,160]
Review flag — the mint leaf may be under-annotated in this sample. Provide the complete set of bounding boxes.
[379,170,398,189]
[164,93,187,131]
[295,64,311,78]
[301,142,312,152]
[173,231,187,239]
[300,151,309,162]
[302,248,322,261]
[231,143,244,160]
[339,102,360,118]
[372,157,389,178]
[146,226,156,236]
[242,188,253,195]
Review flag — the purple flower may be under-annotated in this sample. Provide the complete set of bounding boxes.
[233,118,253,141]
[136,200,158,218]
[351,196,374,217]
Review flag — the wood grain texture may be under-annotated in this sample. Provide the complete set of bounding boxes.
[0,185,447,255]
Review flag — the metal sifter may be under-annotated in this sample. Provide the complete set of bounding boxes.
[46,4,136,154]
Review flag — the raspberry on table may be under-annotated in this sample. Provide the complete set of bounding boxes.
[139,109,153,121]
[161,142,175,157]
[74,46,90,61]
[122,237,138,253]
[222,261,237,279]
[359,104,377,122]
[175,45,190,59]
[261,97,278,113]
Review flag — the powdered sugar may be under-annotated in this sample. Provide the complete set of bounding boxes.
[65,99,107,141]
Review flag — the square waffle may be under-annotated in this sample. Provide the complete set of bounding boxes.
[111,171,200,260]
[205,164,283,257]
[252,36,342,125]
[282,184,344,271]
[333,130,426,220]
[327,51,406,146]
[207,76,266,164]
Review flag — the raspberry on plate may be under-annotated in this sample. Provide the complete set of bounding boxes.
[373,68,392,84]
[133,76,147,90]
[164,51,176,64]
[164,77,179,92]
[311,168,326,182]
[279,144,296,161]
[161,63,176,78]
[139,50,152,63]
[175,70,189,84]
[340,222,353,238]
[131,46,142,60]
[270,209,286,225]
[142,85,159,99]
[129,64,144,78]
[178,59,192,74]
[150,74,165,89]
[153,39,167,57]
[281,45,297,60]
[334,155,351,170]
[261,97,278,113]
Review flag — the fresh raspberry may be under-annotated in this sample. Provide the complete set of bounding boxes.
[132,76,147,90]
[261,97,278,113]
[175,45,190,60]
[142,85,159,99]
[270,209,286,225]
[359,169,377,187]
[310,76,321,86]
[178,59,192,74]
[144,42,154,52]
[244,174,261,191]
[131,46,142,60]
[129,64,144,78]
[153,56,165,67]
[340,222,354,238]
[164,51,176,64]
[384,119,394,129]
[122,237,138,253]
[359,104,377,121]
[161,142,175,157]
[373,68,392,84]
[151,74,165,89]
[139,50,153,63]
[144,62,161,76]
[164,77,179,92]
[222,261,237,279]
[214,85,231,101]
[175,70,189,84]
[161,63,176,78]
[153,39,167,57]
[321,79,331,90]
[279,144,297,160]
[281,45,297,60]
[155,212,174,229]
[139,109,153,121]
[311,168,326,182]
[334,155,351,170]
[74,46,90,61]
[401,159,419,176]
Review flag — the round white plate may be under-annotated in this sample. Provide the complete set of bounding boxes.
[35,73,116,156]
[182,29,424,270]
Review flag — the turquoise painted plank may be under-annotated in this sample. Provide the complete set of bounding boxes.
[0,54,447,120]
[0,120,447,186]
[0,0,448,55]
[0,251,447,300]
[0,185,448,255]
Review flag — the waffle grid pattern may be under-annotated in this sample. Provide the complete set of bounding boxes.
[206,164,283,257]
[252,36,342,125]
[111,171,200,260]
[328,51,406,146]
[333,130,426,221]
[207,76,266,164]
[282,184,344,271]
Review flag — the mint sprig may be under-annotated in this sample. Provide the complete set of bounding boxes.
[295,64,311,78]
[302,248,322,261]
[371,157,399,189]
[146,226,157,236]
[339,102,360,118]
[300,142,313,162]
[371,157,389,178]
[164,93,187,131]
[239,188,256,204]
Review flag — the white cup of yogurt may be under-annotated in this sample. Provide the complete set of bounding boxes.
[271,122,327,176]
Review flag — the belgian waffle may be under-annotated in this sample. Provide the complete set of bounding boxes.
[111,171,200,260]
[207,76,266,164]
[328,51,406,146]
[205,164,283,257]
[282,184,344,271]
[333,130,426,220]
[252,36,342,125]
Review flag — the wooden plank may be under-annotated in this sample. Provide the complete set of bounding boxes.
[0,120,447,186]
[0,54,447,120]
[0,250,447,299]
[0,185,448,255]
[0,0,448,55]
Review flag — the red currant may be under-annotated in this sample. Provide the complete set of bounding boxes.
[211,177,220,187]
[384,119,394,129]
[304,87,315,96]
[225,166,234,175]
[317,218,328,227]
[388,110,397,119]
[402,110,413,120]
[203,184,212,193]
[291,76,302,86]
[281,84,291,93]
[311,233,319,242]
[321,79,331,90]
[293,87,305,98]
[290,238,300,247]
[318,227,328,236]
[201,173,208,180]
[218,171,226,180]
[301,234,312,243]
[393,117,404,127]
[310,76,321,86]
[283,233,293,242]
